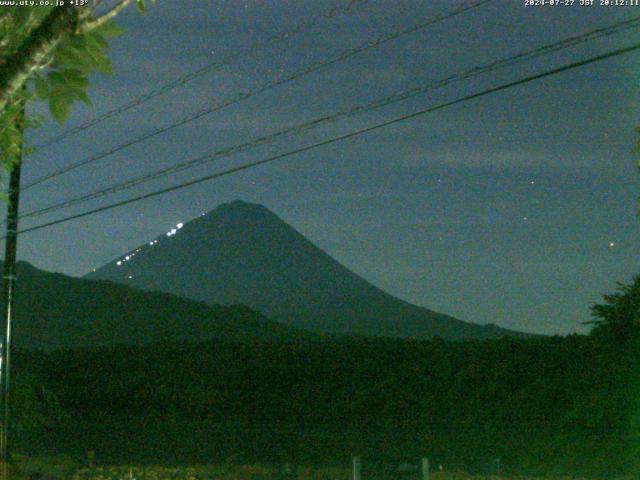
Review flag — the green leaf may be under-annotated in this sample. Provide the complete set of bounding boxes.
[0,8,133,183]
[48,71,67,85]
[76,90,92,106]
[49,95,70,124]
[136,0,147,14]
[34,75,49,99]
[53,42,86,70]
[84,31,109,50]
[69,34,87,50]
[92,20,125,37]
[83,45,112,74]
[61,69,89,90]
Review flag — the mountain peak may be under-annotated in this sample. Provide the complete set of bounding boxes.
[196,200,280,226]
[220,199,263,210]
[87,201,530,340]
[214,199,271,215]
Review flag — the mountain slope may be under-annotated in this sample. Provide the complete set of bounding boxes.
[86,200,529,340]
[4,261,306,350]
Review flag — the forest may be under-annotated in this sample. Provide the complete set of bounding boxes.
[8,276,640,478]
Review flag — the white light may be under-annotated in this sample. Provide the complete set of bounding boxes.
[149,242,154,246]
[128,275,133,279]
[117,261,122,266]
[166,232,172,237]
[177,223,183,229]
[609,242,616,248]
[125,256,130,260]
[171,228,177,234]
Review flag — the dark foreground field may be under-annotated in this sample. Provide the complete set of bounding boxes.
[8,327,640,479]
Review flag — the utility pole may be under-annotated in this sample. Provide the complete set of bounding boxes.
[0,97,25,480]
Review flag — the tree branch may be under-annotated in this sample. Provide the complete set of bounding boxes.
[0,5,79,113]
[80,0,133,33]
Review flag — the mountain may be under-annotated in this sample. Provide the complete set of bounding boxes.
[4,261,306,350]
[86,200,529,340]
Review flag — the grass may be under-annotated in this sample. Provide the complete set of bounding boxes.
[68,465,621,480]
[7,456,634,480]
[72,465,350,480]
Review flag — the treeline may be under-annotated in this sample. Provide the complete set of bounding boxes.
[10,330,639,477]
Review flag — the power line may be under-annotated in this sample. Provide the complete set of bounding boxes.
[22,0,493,191]
[12,40,640,238]
[31,0,369,152]
[19,16,640,221]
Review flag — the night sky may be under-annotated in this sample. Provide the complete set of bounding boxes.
[10,0,640,335]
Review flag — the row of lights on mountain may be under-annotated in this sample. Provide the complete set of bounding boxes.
[166,222,184,237]
[116,222,184,267]
[116,247,141,266]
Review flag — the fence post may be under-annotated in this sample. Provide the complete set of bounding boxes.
[353,456,361,480]
[421,458,429,480]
